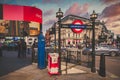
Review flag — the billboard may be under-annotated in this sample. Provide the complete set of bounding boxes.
[0,4,42,36]
[0,25,5,33]
[1,4,42,23]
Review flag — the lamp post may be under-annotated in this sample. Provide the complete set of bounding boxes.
[54,26,56,52]
[90,10,98,73]
[56,8,63,74]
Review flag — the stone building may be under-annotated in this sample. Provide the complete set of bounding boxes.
[45,15,113,47]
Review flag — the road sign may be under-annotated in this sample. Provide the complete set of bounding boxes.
[69,24,86,29]
[71,20,83,33]
[61,24,92,29]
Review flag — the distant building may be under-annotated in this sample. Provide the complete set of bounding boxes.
[117,34,120,42]
[0,20,40,46]
[45,30,51,46]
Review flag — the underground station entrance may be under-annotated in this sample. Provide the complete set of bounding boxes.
[0,4,106,77]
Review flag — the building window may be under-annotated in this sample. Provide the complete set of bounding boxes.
[73,33,74,36]
[68,33,70,37]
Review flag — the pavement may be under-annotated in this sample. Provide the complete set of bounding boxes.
[0,50,120,80]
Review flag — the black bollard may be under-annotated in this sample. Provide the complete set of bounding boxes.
[0,48,2,57]
[99,53,106,77]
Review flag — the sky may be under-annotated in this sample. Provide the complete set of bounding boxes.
[0,0,120,35]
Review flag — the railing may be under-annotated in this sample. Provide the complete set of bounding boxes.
[45,47,92,67]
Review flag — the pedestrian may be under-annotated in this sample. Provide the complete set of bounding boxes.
[18,39,26,58]
[0,42,2,57]
[32,39,37,62]
[0,47,2,57]
[18,40,22,58]
[22,39,27,58]
[27,45,30,55]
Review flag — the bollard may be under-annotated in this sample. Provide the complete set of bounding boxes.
[0,48,2,57]
[99,53,106,77]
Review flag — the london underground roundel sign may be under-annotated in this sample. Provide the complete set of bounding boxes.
[71,20,83,33]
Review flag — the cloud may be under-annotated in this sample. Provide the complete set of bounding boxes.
[101,2,120,18]
[42,0,62,4]
[101,15,120,35]
[100,2,120,35]
[43,9,55,27]
[64,3,89,16]
[100,0,119,4]
[43,9,54,16]
[42,18,57,35]
[108,26,120,35]
[43,18,56,26]
[102,16,120,23]
[0,0,13,3]
[112,24,120,28]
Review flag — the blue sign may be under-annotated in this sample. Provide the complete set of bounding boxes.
[69,24,86,29]
[13,37,18,41]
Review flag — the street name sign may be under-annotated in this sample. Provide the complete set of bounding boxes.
[71,20,84,33]
[69,24,86,29]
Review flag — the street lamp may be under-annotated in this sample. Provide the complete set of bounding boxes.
[56,8,63,74]
[90,10,98,73]
[54,24,57,52]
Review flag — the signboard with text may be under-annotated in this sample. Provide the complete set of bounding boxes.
[71,20,84,33]
[69,24,86,29]
[0,4,42,23]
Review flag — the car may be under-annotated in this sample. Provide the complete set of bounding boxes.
[8,42,18,47]
[82,45,120,56]
[6,42,18,51]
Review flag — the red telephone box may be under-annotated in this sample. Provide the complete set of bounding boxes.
[48,53,59,75]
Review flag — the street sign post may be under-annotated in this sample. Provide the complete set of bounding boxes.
[61,19,92,31]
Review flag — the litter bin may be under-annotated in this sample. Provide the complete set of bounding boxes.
[48,53,59,75]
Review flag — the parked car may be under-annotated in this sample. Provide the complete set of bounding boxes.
[7,42,18,51]
[82,45,120,56]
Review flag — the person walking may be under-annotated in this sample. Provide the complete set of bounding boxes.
[0,42,2,57]
[32,39,37,62]
[18,39,26,58]
[18,40,22,58]
[22,39,27,58]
